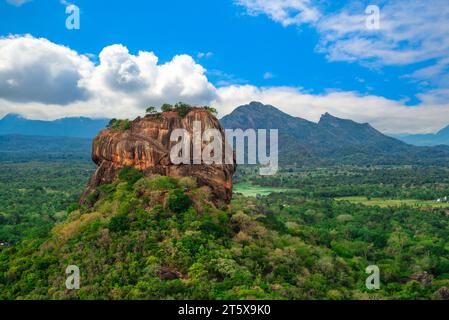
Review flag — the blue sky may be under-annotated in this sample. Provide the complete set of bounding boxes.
[1,0,449,133]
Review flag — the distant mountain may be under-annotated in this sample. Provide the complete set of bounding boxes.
[3,104,449,166]
[220,101,449,165]
[394,125,449,146]
[0,114,109,138]
[0,135,91,162]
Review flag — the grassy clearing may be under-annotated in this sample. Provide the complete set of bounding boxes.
[233,183,295,197]
[336,196,449,209]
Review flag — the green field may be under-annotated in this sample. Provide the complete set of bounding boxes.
[336,196,449,209]
[233,183,295,197]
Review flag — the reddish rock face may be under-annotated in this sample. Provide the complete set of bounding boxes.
[80,108,236,205]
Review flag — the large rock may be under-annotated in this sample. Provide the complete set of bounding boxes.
[80,108,236,205]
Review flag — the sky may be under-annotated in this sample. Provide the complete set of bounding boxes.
[1,0,449,133]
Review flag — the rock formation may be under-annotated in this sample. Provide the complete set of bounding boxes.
[80,108,236,205]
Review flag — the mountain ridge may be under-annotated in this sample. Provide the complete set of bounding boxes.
[0,114,109,139]
[3,102,449,165]
[395,124,449,146]
[221,101,449,166]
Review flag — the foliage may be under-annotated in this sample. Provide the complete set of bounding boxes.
[0,135,91,163]
[158,102,218,118]
[173,102,193,117]
[145,106,157,115]
[108,214,130,233]
[0,169,448,300]
[203,106,218,115]
[167,189,192,213]
[161,104,174,112]
[107,119,132,131]
[0,162,93,243]
[1,144,449,300]
[118,167,144,185]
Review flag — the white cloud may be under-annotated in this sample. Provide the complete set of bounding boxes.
[2,35,449,134]
[0,36,216,120]
[0,35,93,104]
[82,44,216,105]
[235,0,321,26]
[263,72,275,79]
[317,1,449,67]
[197,52,213,59]
[207,69,248,87]
[6,0,31,6]
[213,85,449,134]
[235,0,449,84]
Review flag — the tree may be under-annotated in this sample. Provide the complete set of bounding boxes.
[146,106,157,115]
[161,104,174,112]
[107,119,131,131]
[204,106,218,116]
[174,102,192,117]
[107,118,117,128]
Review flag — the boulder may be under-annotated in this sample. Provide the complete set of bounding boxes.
[80,108,236,205]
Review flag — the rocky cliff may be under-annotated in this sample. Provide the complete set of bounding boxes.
[80,108,236,205]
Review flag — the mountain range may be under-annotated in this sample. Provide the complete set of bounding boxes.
[0,114,108,138]
[220,102,449,166]
[392,127,449,146]
[2,102,449,166]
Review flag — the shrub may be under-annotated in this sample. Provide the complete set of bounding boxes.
[107,118,117,128]
[134,175,177,194]
[173,102,192,117]
[118,167,143,185]
[149,176,178,190]
[98,183,116,196]
[86,191,100,206]
[67,203,79,214]
[160,102,194,117]
[108,214,130,233]
[107,119,132,131]
[204,106,218,115]
[123,120,132,130]
[167,189,192,213]
[178,177,197,190]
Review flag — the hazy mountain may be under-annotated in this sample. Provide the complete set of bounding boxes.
[0,114,109,138]
[3,103,449,165]
[394,125,449,146]
[220,101,449,165]
[0,135,91,162]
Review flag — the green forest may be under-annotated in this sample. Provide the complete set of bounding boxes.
[0,160,448,300]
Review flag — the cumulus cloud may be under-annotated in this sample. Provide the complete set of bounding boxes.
[0,36,216,120]
[81,44,216,107]
[0,35,93,104]
[1,35,449,134]
[236,0,449,84]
